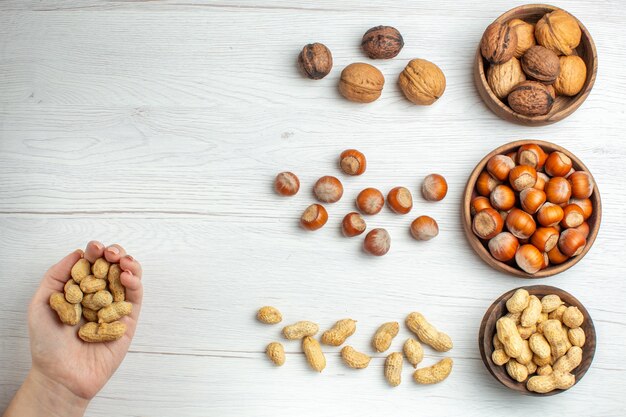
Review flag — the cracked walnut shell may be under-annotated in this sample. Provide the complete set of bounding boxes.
[508,81,554,116]
[508,19,536,58]
[521,46,560,84]
[554,55,586,96]
[488,57,526,99]
[480,22,518,65]
[535,10,581,56]
[398,59,446,105]
[339,63,384,103]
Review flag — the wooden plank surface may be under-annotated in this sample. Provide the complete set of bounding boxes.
[1,1,625,415]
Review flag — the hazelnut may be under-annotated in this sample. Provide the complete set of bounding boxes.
[363,228,390,256]
[313,176,343,203]
[521,46,560,84]
[535,10,581,56]
[398,59,446,105]
[300,204,328,231]
[517,144,547,170]
[487,57,526,99]
[515,244,544,274]
[505,208,536,240]
[545,177,572,204]
[559,228,586,257]
[339,149,366,175]
[356,188,385,215]
[487,155,516,181]
[342,212,366,237]
[422,174,448,201]
[274,172,300,196]
[339,63,384,103]
[554,55,587,96]
[508,81,554,116]
[473,207,504,240]
[488,232,519,262]
[568,171,594,199]
[361,25,404,59]
[470,196,492,216]
[476,171,500,196]
[297,43,333,80]
[480,22,518,65]
[530,227,559,252]
[508,19,536,58]
[410,216,439,241]
[509,165,537,192]
[490,185,516,211]
[387,187,413,214]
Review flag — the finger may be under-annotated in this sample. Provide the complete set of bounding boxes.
[33,249,83,304]
[84,240,105,263]
[120,271,143,320]
[104,244,126,263]
[119,255,142,279]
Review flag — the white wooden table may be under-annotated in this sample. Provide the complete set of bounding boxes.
[1,1,625,415]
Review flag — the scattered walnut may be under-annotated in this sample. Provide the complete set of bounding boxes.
[508,81,554,116]
[554,55,587,96]
[338,63,385,103]
[535,10,582,56]
[398,58,446,105]
[487,57,526,99]
[297,43,333,80]
[480,22,518,65]
[508,19,536,58]
[361,26,404,59]
[521,46,560,84]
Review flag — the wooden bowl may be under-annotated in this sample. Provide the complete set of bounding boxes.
[479,285,596,396]
[474,4,598,126]
[462,140,601,278]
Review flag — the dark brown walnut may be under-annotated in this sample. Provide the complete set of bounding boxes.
[521,46,560,84]
[508,81,554,116]
[480,22,518,65]
[297,43,333,80]
[361,26,404,59]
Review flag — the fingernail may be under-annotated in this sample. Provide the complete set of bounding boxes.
[74,249,84,255]
[93,241,104,250]
[126,255,134,261]
[107,246,120,255]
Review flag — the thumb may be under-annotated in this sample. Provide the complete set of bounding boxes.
[35,250,84,301]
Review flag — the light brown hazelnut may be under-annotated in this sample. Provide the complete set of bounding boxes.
[398,58,446,105]
[339,63,384,103]
[297,43,333,80]
[361,26,404,59]
[508,81,554,116]
[480,22,518,65]
[521,46,560,84]
[554,55,587,96]
[535,10,581,56]
[487,57,526,99]
[508,19,536,58]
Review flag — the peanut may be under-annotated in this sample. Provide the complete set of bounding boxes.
[406,312,453,352]
[266,342,285,366]
[340,346,371,369]
[492,349,510,366]
[302,336,325,372]
[541,294,564,313]
[506,359,529,382]
[543,320,570,359]
[526,361,537,374]
[81,290,113,311]
[70,258,91,283]
[372,322,399,352]
[49,292,82,325]
[562,306,584,328]
[517,324,536,340]
[553,346,582,373]
[82,307,98,322]
[505,312,521,324]
[256,306,282,324]
[403,338,424,368]
[517,339,533,365]
[79,275,107,294]
[537,364,553,376]
[384,352,403,387]
[521,295,542,327]
[548,305,567,321]
[78,321,126,342]
[568,327,586,347]
[107,264,125,302]
[493,333,504,350]
[413,358,453,384]
[496,316,524,358]
[97,301,132,323]
[92,257,110,279]
[282,321,319,340]
[537,312,549,325]
[64,279,83,304]
[533,354,553,367]
[506,288,530,313]
[529,333,551,359]
[527,371,575,393]
[321,319,356,346]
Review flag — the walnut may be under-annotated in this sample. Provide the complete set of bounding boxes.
[297,43,333,80]
[521,46,560,83]
[535,10,581,56]
[487,57,526,99]
[508,81,554,116]
[398,58,446,105]
[480,22,518,65]
[554,55,587,96]
[361,26,404,59]
[546,84,556,100]
[339,63,384,103]
[508,19,536,58]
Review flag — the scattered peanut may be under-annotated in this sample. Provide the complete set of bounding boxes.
[403,338,424,368]
[529,333,551,359]
[543,319,570,359]
[266,342,285,366]
[282,321,319,340]
[548,305,567,321]
[536,364,553,376]
[302,336,326,372]
[257,306,282,324]
[517,324,536,339]
[82,307,98,322]
[372,322,399,352]
[517,339,534,365]
[340,346,371,369]
[321,319,356,346]
[78,321,126,343]
[526,361,537,375]
[413,358,453,384]
[406,312,453,352]
[384,352,403,387]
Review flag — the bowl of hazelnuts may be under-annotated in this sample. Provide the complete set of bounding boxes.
[462,140,601,278]
[474,5,597,126]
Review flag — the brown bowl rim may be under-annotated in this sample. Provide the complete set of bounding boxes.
[474,4,598,126]
[478,285,596,396]
[462,139,602,278]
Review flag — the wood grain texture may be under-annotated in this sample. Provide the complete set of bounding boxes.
[1,1,626,416]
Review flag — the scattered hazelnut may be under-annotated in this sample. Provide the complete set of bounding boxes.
[422,174,448,201]
[363,228,390,256]
[480,22,518,65]
[488,232,519,262]
[487,57,526,99]
[554,55,586,96]
[535,10,581,56]
[297,43,333,80]
[313,176,343,203]
[300,204,328,231]
[410,216,439,241]
[508,19,536,58]
[356,188,385,215]
[508,81,554,116]
[361,25,404,59]
[568,171,594,199]
[515,244,544,274]
[339,149,366,176]
[545,177,572,204]
[339,63,385,103]
[274,172,300,196]
[473,207,504,240]
[521,46,561,84]
[342,212,366,237]
[387,187,413,214]
[398,59,446,105]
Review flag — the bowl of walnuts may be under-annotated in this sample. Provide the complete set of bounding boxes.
[474,4,597,126]
[462,140,601,278]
